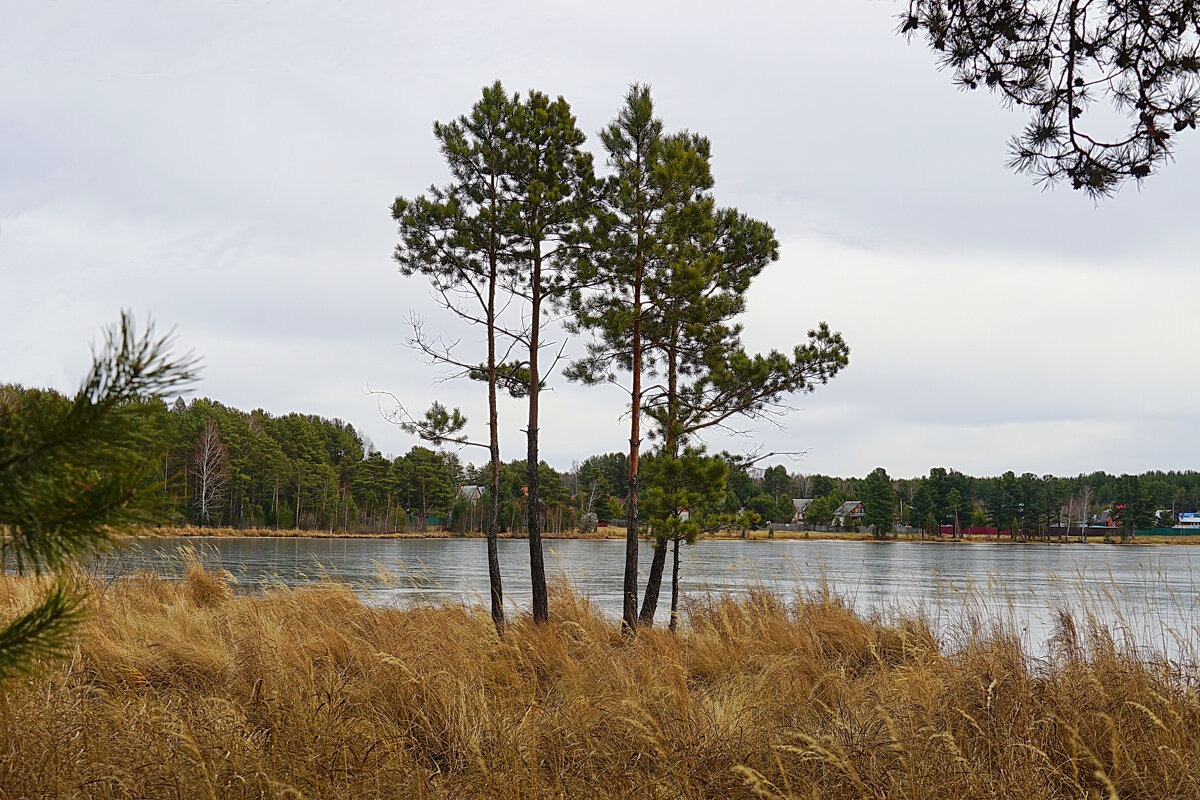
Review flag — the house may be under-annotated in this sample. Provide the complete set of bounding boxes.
[834,500,865,524]
[791,498,813,522]
[456,485,483,503]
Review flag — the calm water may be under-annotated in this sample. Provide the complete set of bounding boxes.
[94,536,1200,656]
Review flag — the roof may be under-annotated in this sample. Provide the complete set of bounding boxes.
[834,501,864,516]
[456,485,484,501]
[792,498,813,513]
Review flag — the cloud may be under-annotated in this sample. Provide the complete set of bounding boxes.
[4,0,1199,480]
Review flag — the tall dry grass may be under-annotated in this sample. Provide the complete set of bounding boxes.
[1,557,1199,799]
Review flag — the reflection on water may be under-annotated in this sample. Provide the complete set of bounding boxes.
[91,536,1200,657]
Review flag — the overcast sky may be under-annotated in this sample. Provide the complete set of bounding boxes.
[4,1,1198,479]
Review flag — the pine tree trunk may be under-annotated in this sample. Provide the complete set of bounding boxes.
[638,536,668,626]
[527,250,548,624]
[638,318,681,628]
[668,536,681,633]
[623,264,643,633]
[485,230,505,633]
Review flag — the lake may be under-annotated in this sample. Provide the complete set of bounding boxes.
[95,536,1200,658]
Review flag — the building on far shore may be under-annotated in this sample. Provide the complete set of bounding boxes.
[834,500,865,526]
[791,498,813,522]
[456,485,483,503]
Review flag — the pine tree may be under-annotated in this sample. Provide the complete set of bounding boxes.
[567,85,712,631]
[629,140,850,626]
[861,467,896,539]
[0,312,195,679]
[391,81,520,631]
[503,89,596,624]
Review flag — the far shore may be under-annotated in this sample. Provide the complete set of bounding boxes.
[130,525,1200,545]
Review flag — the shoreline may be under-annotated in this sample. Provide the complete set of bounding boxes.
[128,525,1200,545]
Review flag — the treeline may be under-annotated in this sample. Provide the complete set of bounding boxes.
[737,465,1200,533]
[7,390,594,534]
[10,378,1198,553]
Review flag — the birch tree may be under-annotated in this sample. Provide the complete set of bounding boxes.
[192,418,229,524]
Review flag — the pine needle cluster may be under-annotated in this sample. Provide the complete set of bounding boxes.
[0,311,196,679]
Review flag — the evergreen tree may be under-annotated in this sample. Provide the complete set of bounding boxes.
[987,471,1021,535]
[630,136,850,625]
[1113,474,1156,540]
[811,474,837,499]
[910,480,935,535]
[947,488,963,539]
[806,495,838,526]
[762,464,791,500]
[391,81,520,630]
[503,88,597,624]
[398,446,456,531]
[567,85,707,631]
[861,467,896,538]
[640,446,727,631]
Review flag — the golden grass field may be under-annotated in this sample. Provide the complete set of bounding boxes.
[3,557,1200,799]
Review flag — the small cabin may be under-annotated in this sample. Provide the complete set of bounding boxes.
[791,498,813,522]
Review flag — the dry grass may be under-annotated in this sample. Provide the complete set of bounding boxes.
[2,559,1200,799]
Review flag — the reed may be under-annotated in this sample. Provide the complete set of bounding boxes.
[1,557,1198,799]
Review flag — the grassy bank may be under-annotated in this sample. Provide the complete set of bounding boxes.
[2,563,1199,798]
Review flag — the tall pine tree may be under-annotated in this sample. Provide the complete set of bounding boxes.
[503,89,596,624]
[567,85,712,631]
[391,82,520,631]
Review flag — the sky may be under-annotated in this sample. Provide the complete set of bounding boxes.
[3,1,1198,479]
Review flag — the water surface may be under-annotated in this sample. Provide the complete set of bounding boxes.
[95,536,1200,657]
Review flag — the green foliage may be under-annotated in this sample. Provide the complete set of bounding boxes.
[810,475,838,499]
[723,457,762,505]
[577,452,630,500]
[1113,474,1157,536]
[397,447,457,525]
[775,495,795,524]
[642,447,728,544]
[805,495,839,526]
[910,481,935,531]
[595,494,623,522]
[987,471,1021,530]
[761,465,791,500]
[745,494,778,524]
[401,401,469,446]
[0,312,196,679]
[861,467,896,538]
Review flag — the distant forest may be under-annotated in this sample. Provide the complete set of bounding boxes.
[5,387,1196,535]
